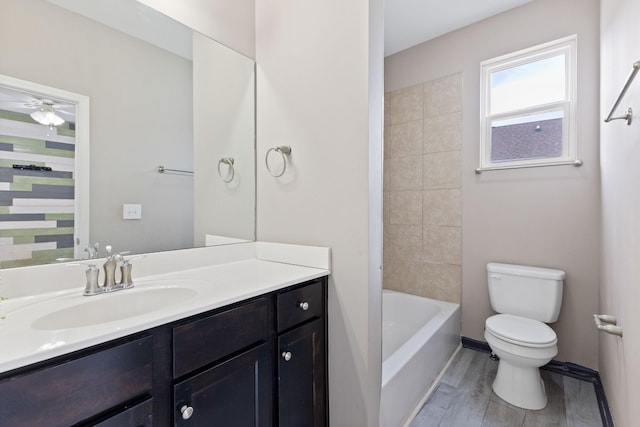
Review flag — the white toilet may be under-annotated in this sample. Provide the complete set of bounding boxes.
[484,262,565,410]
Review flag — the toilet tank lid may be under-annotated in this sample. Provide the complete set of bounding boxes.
[487,263,566,280]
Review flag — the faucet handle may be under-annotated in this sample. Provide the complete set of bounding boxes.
[120,261,133,288]
[114,251,131,263]
[104,245,130,259]
[84,264,101,296]
[84,243,100,259]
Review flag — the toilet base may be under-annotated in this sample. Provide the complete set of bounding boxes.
[492,359,547,410]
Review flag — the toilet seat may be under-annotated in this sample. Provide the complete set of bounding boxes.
[485,314,557,347]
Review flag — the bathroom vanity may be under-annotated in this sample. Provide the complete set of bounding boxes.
[0,243,330,426]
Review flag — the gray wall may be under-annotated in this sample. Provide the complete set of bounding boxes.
[385,0,601,368]
[600,0,640,425]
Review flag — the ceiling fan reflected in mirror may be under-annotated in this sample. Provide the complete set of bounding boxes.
[0,92,76,131]
[25,98,74,127]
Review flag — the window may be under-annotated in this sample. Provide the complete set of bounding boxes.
[479,35,577,171]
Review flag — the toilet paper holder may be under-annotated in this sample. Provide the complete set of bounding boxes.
[593,314,623,337]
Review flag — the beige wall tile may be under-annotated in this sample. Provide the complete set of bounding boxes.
[383,125,391,158]
[384,92,391,127]
[423,225,461,265]
[389,84,423,125]
[385,155,423,191]
[383,74,462,303]
[424,73,462,118]
[422,262,461,303]
[424,112,462,153]
[382,258,422,293]
[383,191,390,225]
[423,150,461,189]
[383,155,391,190]
[383,224,422,262]
[423,189,461,226]
[392,280,431,299]
[385,120,423,159]
[389,191,422,225]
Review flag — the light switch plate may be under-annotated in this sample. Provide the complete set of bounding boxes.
[123,204,142,220]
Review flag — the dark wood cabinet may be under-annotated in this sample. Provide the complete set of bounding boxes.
[0,277,328,427]
[174,343,272,426]
[93,398,154,427]
[0,336,152,427]
[278,318,326,427]
[276,280,327,427]
[172,297,271,378]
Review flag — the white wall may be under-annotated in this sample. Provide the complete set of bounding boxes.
[255,0,383,425]
[193,32,255,245]
[600,1,640,425]
[385,0,601,368]
[137,0,255,59]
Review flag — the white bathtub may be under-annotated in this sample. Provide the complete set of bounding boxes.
[380,289,461,427]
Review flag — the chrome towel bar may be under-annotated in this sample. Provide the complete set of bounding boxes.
[157,165,193,175]
[604,60,640,125]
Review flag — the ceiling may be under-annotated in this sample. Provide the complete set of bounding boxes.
[384,0,533,57]
[48,0,192,59]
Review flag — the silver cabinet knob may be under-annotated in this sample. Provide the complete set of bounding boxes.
[181,405,194,420]
[282,351,292,361]
[298,301,309,311]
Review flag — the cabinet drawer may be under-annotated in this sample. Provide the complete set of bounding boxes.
[93,398,153,427]
[277,280,324,332]
[0,336,152,427]
[173,297,271,378]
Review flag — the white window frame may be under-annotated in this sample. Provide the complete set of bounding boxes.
[478,35,578,172]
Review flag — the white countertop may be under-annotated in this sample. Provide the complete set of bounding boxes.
[0,242,330,374]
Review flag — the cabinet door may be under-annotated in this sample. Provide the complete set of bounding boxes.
[174,343,272,427]
[278,318,326,427]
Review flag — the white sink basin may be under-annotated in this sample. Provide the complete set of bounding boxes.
[31,286,199,330]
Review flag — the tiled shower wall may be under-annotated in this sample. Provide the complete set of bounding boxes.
[383,73,462,303]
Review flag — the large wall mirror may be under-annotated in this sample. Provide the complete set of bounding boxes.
[0,0,255,268]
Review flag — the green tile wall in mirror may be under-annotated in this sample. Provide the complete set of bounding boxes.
[0,0,255,268]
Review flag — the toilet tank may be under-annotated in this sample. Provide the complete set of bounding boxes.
[487,263,565,323]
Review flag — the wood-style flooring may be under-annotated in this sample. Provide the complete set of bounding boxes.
[409,348,603,427]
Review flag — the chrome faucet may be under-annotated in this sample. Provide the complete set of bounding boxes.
[103,245,124,289]
[84,242,100,259]
[83,245,135,296]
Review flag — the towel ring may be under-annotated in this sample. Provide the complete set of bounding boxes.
[217,157,235,183]
[265,146,292,177]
